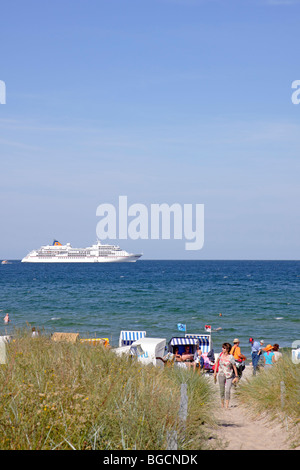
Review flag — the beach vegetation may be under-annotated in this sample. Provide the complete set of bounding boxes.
[0,331,216,450]
[236,354,300,448]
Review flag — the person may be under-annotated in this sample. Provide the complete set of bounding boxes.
[207,348,215,363]
[31,327,39,338]
[258,340,265,367]
[3,313,10,324]
[179,345,194,369]
[230,339,246,378]
[192,344,204,373]
[214,343,239,409]
[174,347,182,362]
[181,345,194,362]
[249,337,262,375]
[272,343,282,362]
[157,351,176,366]
[263,344,275,369]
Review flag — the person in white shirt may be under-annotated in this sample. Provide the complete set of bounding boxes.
[31,327,39,337]
[272,343,282,362]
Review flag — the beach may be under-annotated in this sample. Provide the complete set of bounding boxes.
[0,329,299,450]
[1,260,299,450]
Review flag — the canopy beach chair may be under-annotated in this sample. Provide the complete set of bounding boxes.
[118,330,146,347]
[185,333,212,353]
[168,336,199,355]
[185,333,215,371]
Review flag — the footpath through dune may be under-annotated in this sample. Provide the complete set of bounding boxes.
[210,366,299,451]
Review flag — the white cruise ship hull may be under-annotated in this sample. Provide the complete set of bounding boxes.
[21,240,142,263]
[22,255,141,263]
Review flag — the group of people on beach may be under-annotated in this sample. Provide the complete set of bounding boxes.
[214,337,283,409]
[173,344,205,372]
[249,337,282,375]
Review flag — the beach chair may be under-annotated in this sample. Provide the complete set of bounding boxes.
[167,337,199,369]
[0,336,11,365]
[185,334,215,371]
[168,336,199,355]
[118,330,146,348]
[185,334,211,353]
[80,337,110,348]
[51,332,79,343]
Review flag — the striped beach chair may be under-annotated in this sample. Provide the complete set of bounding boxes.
[119,330,146,348]
[185,334,212,353]
[168,336,199,355]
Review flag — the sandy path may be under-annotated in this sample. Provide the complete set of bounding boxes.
[210,366,299,450]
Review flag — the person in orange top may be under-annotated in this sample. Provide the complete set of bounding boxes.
[230,339,246,378]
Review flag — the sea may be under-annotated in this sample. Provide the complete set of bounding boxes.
[0,260,299,356]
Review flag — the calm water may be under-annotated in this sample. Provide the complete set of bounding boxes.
[0,260,299,355]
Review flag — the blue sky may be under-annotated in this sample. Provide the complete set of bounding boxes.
[1,0,299,259]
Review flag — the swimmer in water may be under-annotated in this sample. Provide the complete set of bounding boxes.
[3,313,10,324]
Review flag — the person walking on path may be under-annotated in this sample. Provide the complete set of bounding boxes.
[249,337,262,375]
[230,339,246,378]
[214,343,239,409]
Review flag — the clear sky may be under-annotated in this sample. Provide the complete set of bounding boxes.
[1,0,299,259]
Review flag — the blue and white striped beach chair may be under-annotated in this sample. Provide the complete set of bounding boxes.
[119,330,146,348]
[168,336,199,355]
[185,334,211,354]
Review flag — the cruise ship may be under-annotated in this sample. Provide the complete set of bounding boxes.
[21,240,142,263]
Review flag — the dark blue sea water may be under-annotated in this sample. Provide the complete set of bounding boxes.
[0,260,299,355]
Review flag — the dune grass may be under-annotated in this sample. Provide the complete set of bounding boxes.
[0,331,217,450]
[236,354,300,448]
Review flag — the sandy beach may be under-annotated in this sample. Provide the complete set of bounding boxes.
[210,365,300,451]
